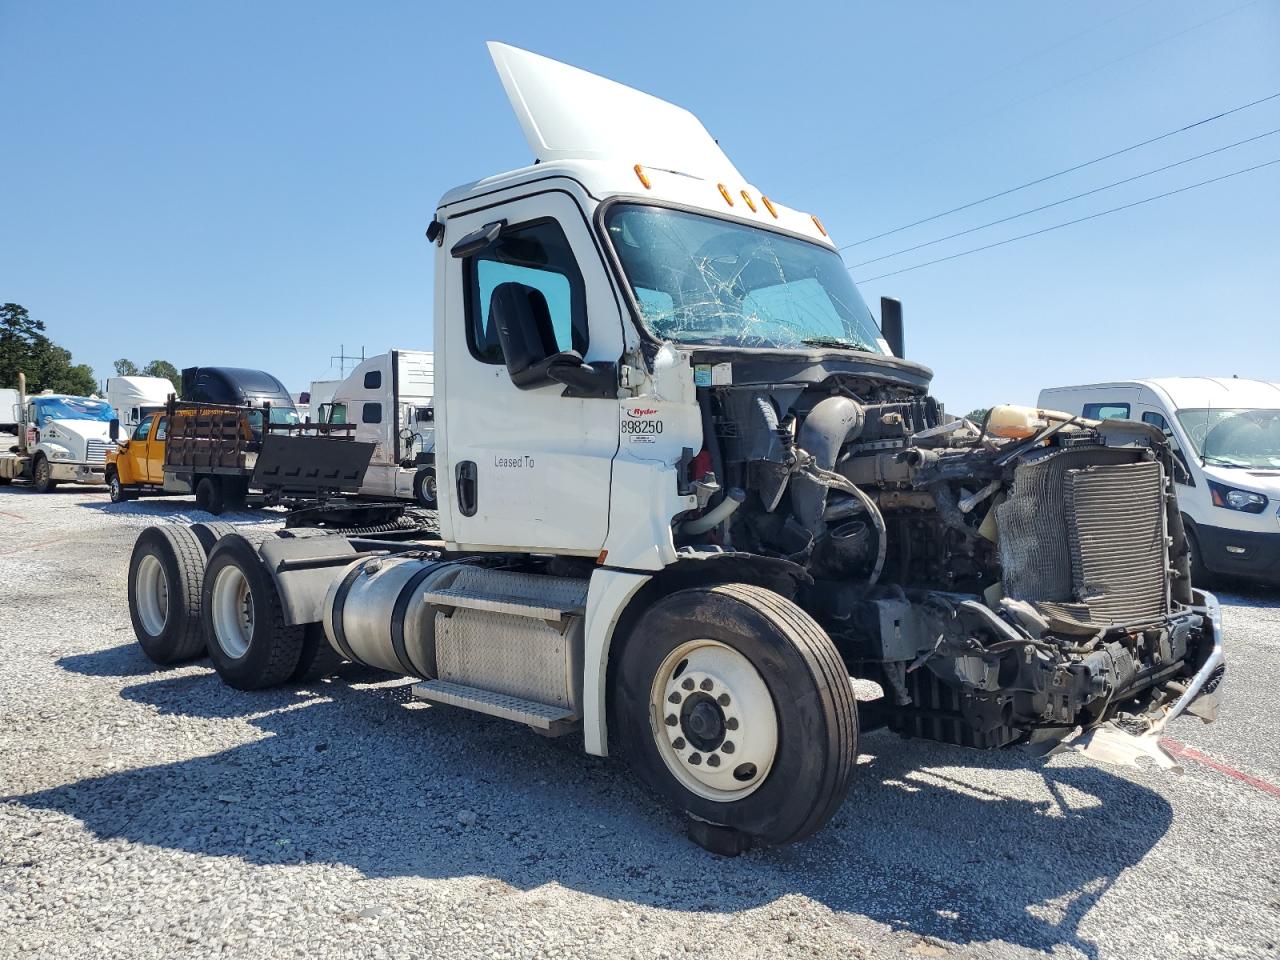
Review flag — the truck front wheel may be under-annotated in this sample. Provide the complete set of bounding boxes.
[202,535,304,689]
[108,470,135,503]
[32,455,57,493]
[413,467,437,508]
[613,583,857,850]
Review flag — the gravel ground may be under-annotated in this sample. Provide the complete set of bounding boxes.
[2,484,1279,960]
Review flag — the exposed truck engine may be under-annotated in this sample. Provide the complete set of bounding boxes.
[123,42,1224,854]
[686,374,1219,754]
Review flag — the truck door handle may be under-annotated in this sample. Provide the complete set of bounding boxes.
[456,460,478,517]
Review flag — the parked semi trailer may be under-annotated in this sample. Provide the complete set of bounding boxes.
[0,372,117,490]
[125,44,1225,852]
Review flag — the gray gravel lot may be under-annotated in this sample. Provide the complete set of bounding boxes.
[2,485,1279,960]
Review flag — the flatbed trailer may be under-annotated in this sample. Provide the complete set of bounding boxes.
[108,399,376,514]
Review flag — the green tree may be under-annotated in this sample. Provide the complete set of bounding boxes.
[142,359,181,390]
[0,303,97,396]
[114,358,140,376]
[966,408,990,425]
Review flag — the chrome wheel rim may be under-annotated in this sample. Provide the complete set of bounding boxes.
[211,565,254,659]
[649,639,778,802]
[135,554,169,636]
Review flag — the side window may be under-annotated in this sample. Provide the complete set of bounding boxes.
[154,417,168,441]
[364,370,381,390]
[1143,410,1192,485]
[465,219,588,365]
[362,402,382,425]
[133,417,152,441]
[1083,402,1131,421]
[329,403,348,425]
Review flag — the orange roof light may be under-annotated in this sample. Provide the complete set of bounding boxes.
[717,183,735,207]
[761,195,779,218]
[634,164,651,189]
[740,190,757,212]
[811,214,828,236]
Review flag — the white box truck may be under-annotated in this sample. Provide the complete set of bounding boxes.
[1040,378,1280,584]
[315,350,436,506]
[0,387,19,434]
[123,43,1224,853]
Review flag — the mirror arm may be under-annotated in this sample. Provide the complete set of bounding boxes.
[549,360,619,400]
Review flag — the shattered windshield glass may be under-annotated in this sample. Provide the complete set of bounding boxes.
[604,204,885,353]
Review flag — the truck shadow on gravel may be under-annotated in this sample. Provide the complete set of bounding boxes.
[18,659,1173,958]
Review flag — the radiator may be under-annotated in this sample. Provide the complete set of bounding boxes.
[998,449,1169,629]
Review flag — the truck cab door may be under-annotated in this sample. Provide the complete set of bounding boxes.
[438,190,624,554]
[122,415,153,483]
[146,416,168,483]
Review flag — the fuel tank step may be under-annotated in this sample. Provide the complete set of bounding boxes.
[412,679,578,735]
[424,566,588,621]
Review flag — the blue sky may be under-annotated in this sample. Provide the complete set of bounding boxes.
[2,0,1277,414]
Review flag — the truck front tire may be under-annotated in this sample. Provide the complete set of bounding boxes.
[108,470,134,503]
[413,467,437,508]
[202,535,304,689]
[32,455,57,493]
[128,526,208,664]
[613,583,857,850]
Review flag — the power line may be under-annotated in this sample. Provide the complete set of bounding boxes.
[847,127,1280,269]
[840,88,1280,249]
[852,157,1280,284]
[888,0,1265,163]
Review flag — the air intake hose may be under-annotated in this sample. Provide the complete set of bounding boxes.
[791,396,865,536]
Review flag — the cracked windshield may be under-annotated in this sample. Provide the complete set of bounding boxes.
[605,204,885,352]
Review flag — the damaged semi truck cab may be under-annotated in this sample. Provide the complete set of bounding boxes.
[126,43,1224,850]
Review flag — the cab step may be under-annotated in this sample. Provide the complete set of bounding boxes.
[425,567,588,622]
[412,679,578,735]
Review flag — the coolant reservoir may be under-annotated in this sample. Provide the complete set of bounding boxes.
[986,404,1051,440]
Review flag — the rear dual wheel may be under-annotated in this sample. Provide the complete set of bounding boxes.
[613,583,857,851]
[202,535,306,689]
[128,526,209,663]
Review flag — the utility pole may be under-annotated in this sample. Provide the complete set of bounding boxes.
[330,345,367,378]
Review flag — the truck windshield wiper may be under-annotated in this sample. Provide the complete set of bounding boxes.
[800,337,872,352]
[1202,456,1249,468]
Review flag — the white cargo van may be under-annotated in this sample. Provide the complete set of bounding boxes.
[1039,378,1280,584]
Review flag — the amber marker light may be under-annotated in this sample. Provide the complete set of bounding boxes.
[761,195,779,218]
[634,164,651,189]
[811,214,828,236]
[740,191,757,212]
[717,183,735,206]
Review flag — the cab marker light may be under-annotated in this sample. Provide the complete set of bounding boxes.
[761,195,779,218]
[740,190,757,212]
[634,164,651,189]
[717,183,735,206]
[811,214,828,236]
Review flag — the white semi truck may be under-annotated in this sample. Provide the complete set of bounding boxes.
[314,349,437,506]
[0,373,117,491]
[124,44,1225,852]
[105,375,177,432]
